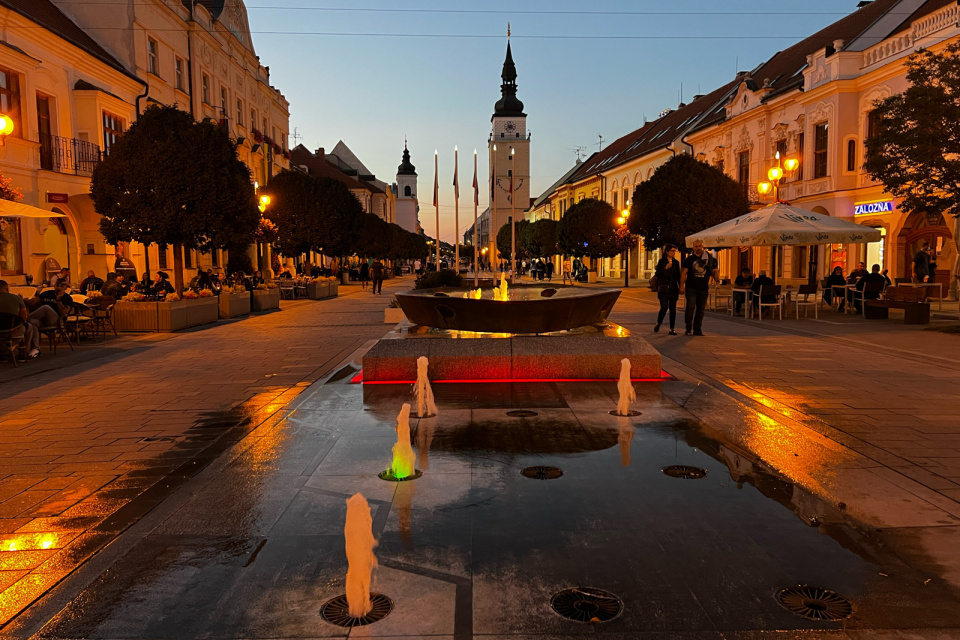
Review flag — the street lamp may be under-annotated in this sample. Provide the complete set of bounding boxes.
[258,194,271,213]
[0,113,14,145]
[756,151,798,203]
[617,207,631,288]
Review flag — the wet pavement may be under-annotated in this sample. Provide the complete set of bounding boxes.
[9,365,960,639]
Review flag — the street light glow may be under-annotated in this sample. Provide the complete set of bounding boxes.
[767,166,784,182]
[784,157,799,172]
[757,181,773,195]
[0,114,13,137]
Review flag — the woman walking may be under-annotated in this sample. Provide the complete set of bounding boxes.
[654,244,681,335]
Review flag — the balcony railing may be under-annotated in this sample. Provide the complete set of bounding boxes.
[39,133,102,177]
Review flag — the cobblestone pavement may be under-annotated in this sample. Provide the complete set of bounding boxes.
[0,278,406,628]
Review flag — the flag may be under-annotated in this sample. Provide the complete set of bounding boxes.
[472,156,479,206]
[453,154,459,199]
[433,153,438,207]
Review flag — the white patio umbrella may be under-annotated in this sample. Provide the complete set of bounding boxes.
[685,203,881,247]
[0,199,67,218]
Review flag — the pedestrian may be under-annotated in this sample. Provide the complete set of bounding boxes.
[927,246,938,284]
[359,261,369,289]
[680,240,718,336]
[371,259,384,294]
[545,260,554,281]
[562,256,574,285]
[653,245,680,335]
[913,242,931,283]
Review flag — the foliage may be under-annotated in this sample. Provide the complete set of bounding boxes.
[415,269,463,289]
[613,226,638,253]
[0,169,23,202]
[556,198,620,260]
[227,250,254,276]
[629,154,750,254]
[864,41,960,220]
[356,213,389,257]
[254,217,278,244]
[496,219,530,260]
[520,218,558,257]
[92,105,259,259]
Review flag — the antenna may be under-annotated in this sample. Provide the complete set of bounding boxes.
[291,126,302,146]
[571,146,586,161]
[735,55,739,75]
[597,134,605,152]
[507,22,511,38]
[680,82,683,105]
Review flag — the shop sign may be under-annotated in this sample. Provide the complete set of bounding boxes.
[854,200,894,215]
[46,193,69,203]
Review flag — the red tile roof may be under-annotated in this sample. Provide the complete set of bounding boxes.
[290,145,372,192]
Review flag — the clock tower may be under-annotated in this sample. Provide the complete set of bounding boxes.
[489,35,530,253]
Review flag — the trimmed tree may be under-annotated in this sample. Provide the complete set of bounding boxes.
[521,218,558,258]
[557,198,620,272]
[629,154,750,257]
[496,219,530,261]
[865,41,960,294]
[93,105,258,292]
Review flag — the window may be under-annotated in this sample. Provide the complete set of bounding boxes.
[846,139,857,172]
[102,111,125,156]
[775,139,787,161]
[184,249,192,269]
[263,117,267,136]
[37,95,53,170]
[158,245,168,270]
[201,73,210,104]
[250,108,256,129]
[814,123,828,179]
[0,218,22,274]
[212,249,220,268]
[0,66,22,137]
[237,99,243,126]
[795,132,804,180]
[612,192,618,210]
[865,110,882,164]
[220,87,228,114]
[404,185,411,196]
[147,37,159,75]
[175,58,184,90]
[622,187,629,207]
[738,150,750,186]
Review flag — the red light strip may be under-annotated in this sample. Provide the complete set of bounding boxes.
[351,371,673,385]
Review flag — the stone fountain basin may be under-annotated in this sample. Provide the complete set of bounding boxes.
[394,286,621,334]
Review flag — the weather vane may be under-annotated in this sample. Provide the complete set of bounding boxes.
[507,22,511,39]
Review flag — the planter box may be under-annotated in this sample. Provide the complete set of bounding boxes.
[219,291,251,318]
[114,301,160,332]
[157,299,190,332]
[306,281,327,300]
[384,307,406,324]
[185,297,219,327]
[252,288,280,311]
[328,283,339,298]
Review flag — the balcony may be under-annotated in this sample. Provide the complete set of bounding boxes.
[39,133,102,177]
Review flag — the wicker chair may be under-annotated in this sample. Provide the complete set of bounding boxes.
[0,312,26,367]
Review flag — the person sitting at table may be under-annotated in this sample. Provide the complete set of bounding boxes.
[751,270,775,304]
[38,280,74,314]
[79,270,103,294]
[191,269,214,292]
[855,264,890,312]
[232,271,252,291]
[49,267,70,289]
[147,272,174,298]
[206,269,222,292]
[824,266,847,312]
[100,272,125,299]
[848,262,868,283]
[733,267,753,315]
[251,270,265,287]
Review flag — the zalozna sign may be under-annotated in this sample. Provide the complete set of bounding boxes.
[854,200,894,215]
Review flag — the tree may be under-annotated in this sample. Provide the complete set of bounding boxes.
[865,42,960,292]
[557,198,620,267]
[496,219,530,261]
[629,154,750,257]
[520,218,558,258]
[92,106,258,292]
[356,213,389,257]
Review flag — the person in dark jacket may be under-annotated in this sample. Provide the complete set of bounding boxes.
[751,271,776,305]
[653,245,681,335]
[371,259,385,294]
[100,272,126,299]
[913,242,931,282]
[78,270,103,294]
[148,272,175,298]
[359,261,370,289]
[855,264,890,312]
[824,266,847,312]
[733,267,753,315]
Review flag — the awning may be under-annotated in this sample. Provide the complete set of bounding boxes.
[0,199,67,218]
[685,203,882,247]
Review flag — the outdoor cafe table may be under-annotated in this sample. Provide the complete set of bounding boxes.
[731,287,753,317]
[831,284,857,314]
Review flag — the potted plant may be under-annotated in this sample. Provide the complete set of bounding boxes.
[385,298,405,324]
[306,277,329,300]
[252,282,280,311]
[219,284,251,318]
[182,289,219,327]
[114,291,160,332]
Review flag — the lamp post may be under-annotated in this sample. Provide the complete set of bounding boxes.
[254,182,270,273]
[756,151,799,204]
[0,113,13,145]
[616,207,631,288]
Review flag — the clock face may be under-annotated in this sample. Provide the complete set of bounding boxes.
[504,121,516,132]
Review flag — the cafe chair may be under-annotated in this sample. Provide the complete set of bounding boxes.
[753,285,783,321]
[795,283,819,319]
[853,281,886,317]
[38,315,74,354]
[0,312,26,367]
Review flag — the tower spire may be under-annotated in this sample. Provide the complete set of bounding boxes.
[494,32,524,118]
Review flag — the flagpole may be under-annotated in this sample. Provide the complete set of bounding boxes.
[434,150,440,270]
[492,144,498,275]
[473,149,479,288]
[454,146,459,276]
[510,147,516,283]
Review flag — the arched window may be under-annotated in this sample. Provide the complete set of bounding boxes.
[404,185,411,197]
[846,139,857,172]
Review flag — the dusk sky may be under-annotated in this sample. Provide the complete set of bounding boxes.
[251,1,869,242]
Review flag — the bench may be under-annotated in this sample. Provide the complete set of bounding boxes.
[864,286,930,324]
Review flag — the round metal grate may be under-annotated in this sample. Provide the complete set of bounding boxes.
[662,465,708,479]
[521,466,564,480]
[776,586,853,621]
[320,593,393,627]
[378,469,423,482]
[507,410,539,418]
[551,587,623,623]
[609,410,641,417]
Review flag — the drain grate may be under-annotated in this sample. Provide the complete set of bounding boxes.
[662,465,707,479]
[609,410,642,417]
[521,466,564,480]
[378,469,423,482]
[507,410,539,418]
[551,587,622,623]
[776,586,853,621]
[320,593,393,627]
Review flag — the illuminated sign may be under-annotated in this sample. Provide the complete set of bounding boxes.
[854,200,894,215]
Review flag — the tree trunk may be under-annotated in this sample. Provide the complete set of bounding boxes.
[172,242,184,294]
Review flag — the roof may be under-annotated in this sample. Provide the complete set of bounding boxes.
[290,145,370,192]
[888,0,956,37]
[329,141,374,176]
[0,0,143,84]
[531,160,586,209]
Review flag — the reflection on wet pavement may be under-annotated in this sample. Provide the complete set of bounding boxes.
[15,373,960,638]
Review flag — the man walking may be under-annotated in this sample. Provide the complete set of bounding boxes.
[680,240,718,336]
[371,259,385,295]
[913,242,931,282]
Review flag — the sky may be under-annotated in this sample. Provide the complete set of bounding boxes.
[248,0,871,243]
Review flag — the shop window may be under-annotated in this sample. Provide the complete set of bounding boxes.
[0,66,22,137]
[102,111,125,156]
[814,123,829,178]
[0,218,23,275]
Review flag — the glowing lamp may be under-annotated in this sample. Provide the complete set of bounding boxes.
[258,194,271,212]
[783,157,799,172]
[757,181,773,195]
[621,209,630,218]
[617,216,625,225]
[767,166,784,182]
[0,114,14,137]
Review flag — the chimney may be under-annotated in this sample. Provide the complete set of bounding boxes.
[316,147,324,160]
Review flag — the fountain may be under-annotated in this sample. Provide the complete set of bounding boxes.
[493,271,509,301]
[383,403,417,480]
[617,416,634,467]
[344,493,377,617]
[614,358,640,417]
[416,415,436,471]
[414,356,437,418]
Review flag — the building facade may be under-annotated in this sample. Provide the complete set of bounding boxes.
[394,144,419,234]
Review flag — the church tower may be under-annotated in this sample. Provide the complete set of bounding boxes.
[488,32,530,251]
[395,142,419,233]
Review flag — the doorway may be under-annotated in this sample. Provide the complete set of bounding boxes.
[900,211,953,285]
